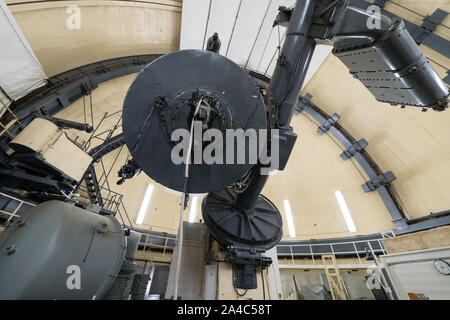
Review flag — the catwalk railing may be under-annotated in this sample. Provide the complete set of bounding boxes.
[277,231,395,265]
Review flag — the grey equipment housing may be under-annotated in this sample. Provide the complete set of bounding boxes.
[0,201,133,299]
[333,18,449,111]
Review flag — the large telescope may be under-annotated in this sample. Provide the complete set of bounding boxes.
[110,0,449,290]
[1,0,447,298]
[121,0,448,290]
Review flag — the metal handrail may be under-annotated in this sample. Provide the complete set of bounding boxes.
[1,190,395,262]
[0,100,24,138]
[138,232,176,253]
[0,189,176,255]
[0,191,36,225]
[277,232,395,265]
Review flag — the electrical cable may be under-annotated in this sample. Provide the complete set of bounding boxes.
[234,287,248,297]
[173,98,203,300]
[201,0,213,50]
[130,106,156,154]
[130,97,193,155]
[89,93,94,128]
[261,268,266,300]
[83,227,96,263]
[231,264,248,297]
[301,112,368,183]
[83,95,87,125]
[257,28,274,71]
[265,268,272,300]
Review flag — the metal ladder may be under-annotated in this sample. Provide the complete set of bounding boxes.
[83,166,103,206]
[322,254,347,300]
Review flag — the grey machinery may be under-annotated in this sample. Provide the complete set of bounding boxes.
[0,201,141,299]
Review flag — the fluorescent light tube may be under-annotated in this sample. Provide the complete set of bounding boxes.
[188,195,199,223]
[334,190,357,233]
[283,200,296,238]
[136,184,154,225]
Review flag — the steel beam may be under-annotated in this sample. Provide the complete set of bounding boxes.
[412,9,448,45]
[88,133,125,162]
[340,139,368,160]
[397,215,450,235]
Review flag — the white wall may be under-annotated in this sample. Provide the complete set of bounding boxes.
[179,0,331,82]
[265,247,284,299]
[382,246,450,300]
[0,0,47,104]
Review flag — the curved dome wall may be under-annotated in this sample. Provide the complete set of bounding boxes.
[6,0,182,76]
[264,114,395,240]
[3,0,449,241]
[54,72,397,240]
[303,53,450,221]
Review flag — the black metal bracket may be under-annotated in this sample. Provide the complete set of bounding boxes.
[34,113,93,133]
[295,93,312,114]
[412,9,448,44]
[80,78,98,96]
[273,6,293,28]
[340,139,368,160]
[88,133,125,163]
[227,245,272,289]
[317,113,340,135]
[226,246,272,266]
[362,171,396,192]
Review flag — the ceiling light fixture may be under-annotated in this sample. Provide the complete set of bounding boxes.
[136,184,154,225]
[283,200,296,238]
[334,190,357,233]
[188,195,199,223]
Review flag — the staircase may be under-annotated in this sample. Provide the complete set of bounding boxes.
[83,166,103,206]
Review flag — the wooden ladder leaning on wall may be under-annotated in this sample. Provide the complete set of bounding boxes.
[322,254,347,300]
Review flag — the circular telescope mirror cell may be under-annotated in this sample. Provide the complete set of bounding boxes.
[122,50,267,193]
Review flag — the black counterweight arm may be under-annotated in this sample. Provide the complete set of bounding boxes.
[235,0,318,211]
[269,0,317,128]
